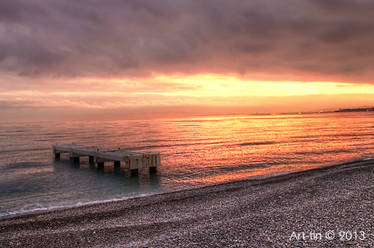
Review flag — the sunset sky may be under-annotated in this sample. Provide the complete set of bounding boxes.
[1,0,374,120]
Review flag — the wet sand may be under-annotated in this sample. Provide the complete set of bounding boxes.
[1,159,374,247]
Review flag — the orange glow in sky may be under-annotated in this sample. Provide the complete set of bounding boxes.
[1,73,374,120]
[153,74,374,99]
[2,74,374,106]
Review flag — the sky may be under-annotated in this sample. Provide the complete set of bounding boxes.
[1,0,374,120]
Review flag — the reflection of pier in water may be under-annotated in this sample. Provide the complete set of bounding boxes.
[52,144,161,176]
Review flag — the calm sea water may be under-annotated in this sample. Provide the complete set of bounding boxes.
[1,112,374,218]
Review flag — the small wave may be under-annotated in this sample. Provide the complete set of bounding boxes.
[126,141,226,150]
[3,162,47,170]
[238,141,277,146]
[292,133,374,139]
[48,135,68,139]
[218,163,269,172]
[295,149,350,155]
[0,147,50,154]
[33,139,52,142]
[139,139,169,143]
[12,130,27,133]
[0,193,156,220]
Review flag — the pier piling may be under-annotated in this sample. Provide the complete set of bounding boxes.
[114,161,121,168]
[149,167,157,174]
[54,153,60,160]
[131,169,139,176]
[97,161,104,169]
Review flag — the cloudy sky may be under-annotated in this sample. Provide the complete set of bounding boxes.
[1,0,374,120]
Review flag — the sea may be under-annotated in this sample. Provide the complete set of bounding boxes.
[1,112,374,218]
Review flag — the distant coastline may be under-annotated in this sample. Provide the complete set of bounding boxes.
[275,107,374,116]
[282,107,374,115]
[333,107,374,113]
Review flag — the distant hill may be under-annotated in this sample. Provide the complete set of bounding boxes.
[335,107,374,113]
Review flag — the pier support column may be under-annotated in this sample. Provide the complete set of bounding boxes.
[73,157,80,165]
[156,154,161,166]
[114,161,121,168]
[89,156,94,165]
[70,153,80,165]
[97,161,104,169]
[149,167,157,174]
[54,153,60,160]
[130,169,139,176]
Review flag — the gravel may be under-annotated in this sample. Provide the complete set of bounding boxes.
[1,159,374,247]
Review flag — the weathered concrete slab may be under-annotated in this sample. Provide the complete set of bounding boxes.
[52,144,161,175]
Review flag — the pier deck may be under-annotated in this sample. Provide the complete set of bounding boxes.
[52,144,160,175]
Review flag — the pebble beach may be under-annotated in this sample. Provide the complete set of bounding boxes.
[1,159,374,247]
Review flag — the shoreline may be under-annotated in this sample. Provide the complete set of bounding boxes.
[1,158,374,247]
[0,156,369,221]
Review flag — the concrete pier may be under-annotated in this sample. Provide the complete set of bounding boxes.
[52,144,161,176]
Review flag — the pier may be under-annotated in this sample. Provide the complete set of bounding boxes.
[52,144,160,176]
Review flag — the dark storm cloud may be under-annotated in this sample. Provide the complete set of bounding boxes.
[0,0,374,81]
